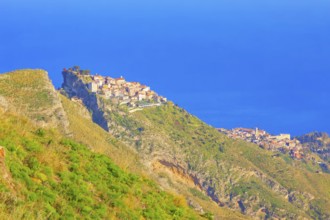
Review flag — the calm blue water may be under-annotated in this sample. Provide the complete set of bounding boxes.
[1,0,329,135]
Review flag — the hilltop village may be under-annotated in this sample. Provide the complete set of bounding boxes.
[64,66,167,108]
[218,128,304,159]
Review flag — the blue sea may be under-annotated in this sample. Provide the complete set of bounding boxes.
[0,0,329,135]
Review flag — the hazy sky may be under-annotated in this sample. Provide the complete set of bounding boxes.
[1,0,329,135]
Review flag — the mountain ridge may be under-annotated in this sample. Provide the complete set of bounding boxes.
[0,68,329,219]
[60,66,330,219]
[0,69,69,133]
[0,69,213,219]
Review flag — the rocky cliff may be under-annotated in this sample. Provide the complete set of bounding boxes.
[61,70,109,131]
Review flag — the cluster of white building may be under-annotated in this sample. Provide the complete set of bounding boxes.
[218,128,304,159]
[66,67,167,108]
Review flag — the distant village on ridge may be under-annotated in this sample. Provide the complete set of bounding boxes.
[218,128,305,159]
[64,66,315,162]
[63,66,167,110]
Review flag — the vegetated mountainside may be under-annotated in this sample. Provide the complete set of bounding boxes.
[60,70,247,219]
[58,93,142,172]
[0,69,69,134]
[0,111,201,220]
[62,70,330,219]
[296,132,330,163]
[0,69,207,219]
[106,103,330,219]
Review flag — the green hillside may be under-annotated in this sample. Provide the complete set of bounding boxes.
[92,98,330,219]
[58,90,247,220]
[0,69,54,112]
[0,70,207,220]
[59,93,141,172]
[0,111,202,219]
[0,69,68,133]
[1,68,330,219]
[59,68,330,219]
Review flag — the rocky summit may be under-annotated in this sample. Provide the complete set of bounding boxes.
[0,67,329,219]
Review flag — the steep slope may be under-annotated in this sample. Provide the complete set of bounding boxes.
[0,110,201,219]
[59,94,141,172]
[297,132,330,163]
[110,103,330,219]
[61,69,109,131]
[0,69,69,133]
[61,69,330,219]
[61,69,251,219]
[0,69,207,219]
[59,89,247,219]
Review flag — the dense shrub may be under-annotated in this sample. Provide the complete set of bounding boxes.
[0,115,202,219]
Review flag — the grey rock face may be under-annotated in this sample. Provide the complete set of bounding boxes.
[61,71,109,131]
